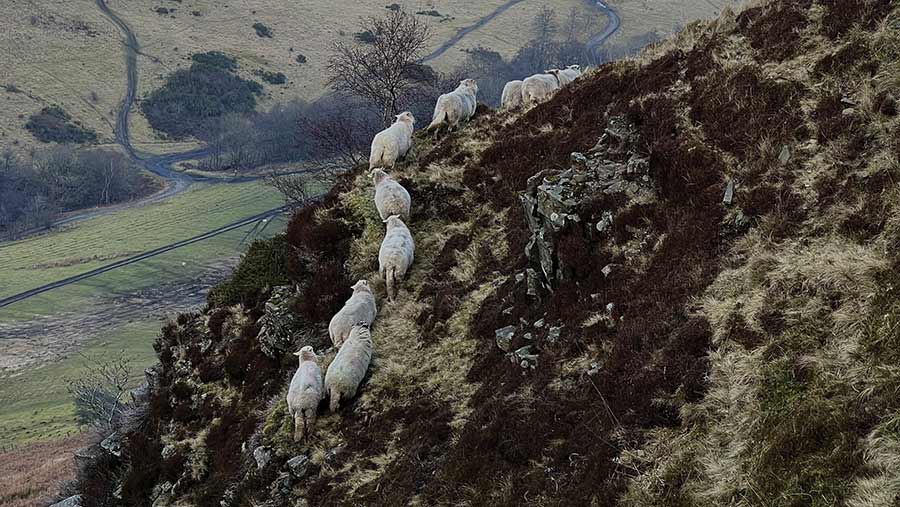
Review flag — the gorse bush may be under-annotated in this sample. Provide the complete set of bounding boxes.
[25,105,98,144]
[253,22,273,38]
[256,70,287,85]
[141,57,263,139]
[207,235,289,307]
[191,51,237,71]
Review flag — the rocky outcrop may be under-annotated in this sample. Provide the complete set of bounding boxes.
[257,286,303,357]
[520,117,654,288]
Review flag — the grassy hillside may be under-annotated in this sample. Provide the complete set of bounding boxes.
[0,0,725,150]
[70,0,900,505]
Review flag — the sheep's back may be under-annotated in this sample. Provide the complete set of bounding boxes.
[325,338,373,390]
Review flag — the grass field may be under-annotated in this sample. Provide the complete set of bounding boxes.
[0,319,161,446]
[0,179,295,445]
[0,180,284,309]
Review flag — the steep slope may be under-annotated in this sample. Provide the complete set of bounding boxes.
[68,1,900,505]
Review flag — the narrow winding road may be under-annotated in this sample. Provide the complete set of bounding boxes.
[585,1,621,65]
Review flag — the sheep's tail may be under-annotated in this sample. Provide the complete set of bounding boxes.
[329,386,342,412]
[427,106,446,132]
[293,411,305,442]
[369,144,384,170]
[302,408,316,441]
[386,265,397,301]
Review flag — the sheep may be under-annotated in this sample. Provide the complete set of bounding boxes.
[521,72,560,105]
[501,80,524,110]
[549,65,582,87]
[371,168,411,222]
[286,346,323,441]
[378,215,415,301]
[328,280,377,348]
[426,79,478,134]
[369,112,415,170]
[324,322,374,412]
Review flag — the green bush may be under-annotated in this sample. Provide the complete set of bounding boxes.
[24,106,98,144]
[253,22,273,38]
[208,235,289,307]
[191,51,237,71]
[256,70,287,85]
[141,60,262,139]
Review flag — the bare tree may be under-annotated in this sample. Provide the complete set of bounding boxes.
[327,10,431,127]
[67,351,133,433]
[531,6,558,70]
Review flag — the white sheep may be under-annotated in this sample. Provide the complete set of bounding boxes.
[426,79,478,133]
[371,168,411,222]
[501,80,524,110]
[328,280,378,348]
[324,322,374,412]
[378,215,415,301]
[550,65,583,86]
[521,73,560,105]
[369,112,415,170]
[286,346,323,441]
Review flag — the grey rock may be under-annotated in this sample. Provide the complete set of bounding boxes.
[587,361,600,376]
[151,482,174,507]
[722,180,734,205]
[513,345,538,368]
[601,264,618,278]
[501,306,514,315]
[254,446,272,470]
[287,455,311,478]
[495,326,516,352]
[534,318,545,328]
[100,432,122,457]
[571,152,588,165]
[547,326,562,344]
[515,272,525,283]
[270,472,294,497]
[526,268,540,297]
[842,107,855,116]
[606,303,615,314]
[50,495,82,507]
[778,145,791,165]
[595,211,614,234]
[523,332,533,341]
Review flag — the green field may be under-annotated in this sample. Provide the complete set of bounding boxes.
[0,179,298,446]
[0,319,163,447]
[0,181,286,322]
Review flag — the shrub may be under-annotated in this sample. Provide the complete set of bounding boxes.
[385,3,401,11]
[191,51,237,71]
[208,235,289,307]
[141,61,263,139]
[253,22,273,38]
[295,53,307,64]
[256,70,287,85]
[354,30,376,44]
[24,106,98,144]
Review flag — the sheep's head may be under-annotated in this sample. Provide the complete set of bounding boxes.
[295,345,317,362]
[384,214,405,229]
[351,279,371,293]
[370,168,389,185]
[396,111,415,125]
[567,64,582,72]
[460,78,478,94]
